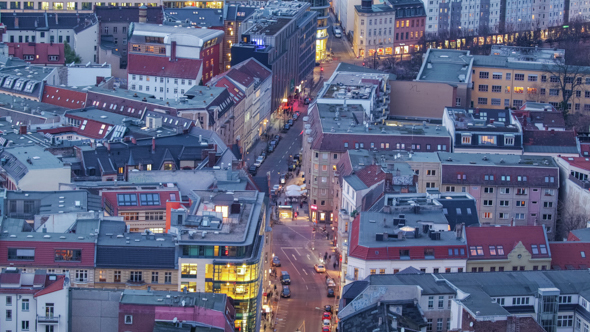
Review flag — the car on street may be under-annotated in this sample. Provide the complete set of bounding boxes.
[280,271,291,285]
[322,327,330,332]
[281,285,291,298]
[282,123,290,132]
[273,184,281,192]
[324,305,332,313]
[327,288,335,297]
[333,28,342,38]
[274,134,281,143]
[254,155,264,167]
[287,119,294,126]
[248,165,257,176]
[272,256,281,267]
[322,312,332,321]
[314,264,326,273]
[260,151,267,159]
[293,112,299,120]
[322,319,331,330]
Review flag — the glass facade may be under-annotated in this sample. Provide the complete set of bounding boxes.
[205,262,261,332]
[182,245,249,258]
[308,0,329,61]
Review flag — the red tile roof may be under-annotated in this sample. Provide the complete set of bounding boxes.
[7,42,65,65]
[550,242,590,270]
[42,86,88,109]
[128,54,202,80]
[559,156,590,171]
[213,77,245,104]
[230,58,272,84]
[465,225,549,260]
[355,165,387,187]
[523,130,577,147]
[0,273,21,284]
[226,68,253,87]
[581,143,590,157]
[34,275,65,297]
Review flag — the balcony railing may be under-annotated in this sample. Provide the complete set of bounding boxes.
[569,174,590,189]
[126,279,146,286]
[37,315,60,324]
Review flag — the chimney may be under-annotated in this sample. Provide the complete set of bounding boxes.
[19,125,26,135]
[151,137,156,154]
[361,0,372,9]
[131,136,137,144]
[106,142,111,152]
[139,5,147,23]
[14,17,19,29]
[170,41,177,62]
[208,150,216,168]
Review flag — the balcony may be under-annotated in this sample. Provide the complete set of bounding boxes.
[37,315,60,324]
[569,174,590,190]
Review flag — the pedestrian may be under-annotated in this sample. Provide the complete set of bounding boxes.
[274,284,277,290]
[329,254,331,259]
[334,262,337,269]
[325,275,328,281]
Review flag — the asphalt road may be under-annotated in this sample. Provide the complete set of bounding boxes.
[271,222,340,332]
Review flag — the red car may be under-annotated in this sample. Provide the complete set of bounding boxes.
[322,327,330,332]
[322,312,332,321]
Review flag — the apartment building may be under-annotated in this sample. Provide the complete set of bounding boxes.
[127,23,224,95]
[94,220,178,292]
[0,269,69,332]
[555,156,590,218]
[442,107,524,154]
[0,218,97,288]
[231,1,317,112]
[438,152,560,235]
[470,46,590,112]
[352,0,396,58]
[465,225,552,272]
[343,193,473,289]
[169,190,269,332]
[101,183,181,233]
[391,0,425,55]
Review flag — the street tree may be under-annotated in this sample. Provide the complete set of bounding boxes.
[64,41,81,64]
[542,59,587,117]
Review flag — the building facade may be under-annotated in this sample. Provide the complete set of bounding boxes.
[353,0,396,59]
[390,0,425,56]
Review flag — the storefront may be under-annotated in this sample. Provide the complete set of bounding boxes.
[277,205,294,220]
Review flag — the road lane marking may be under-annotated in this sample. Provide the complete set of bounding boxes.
[307,286,310,290]
[307,254,311,261]
[281,248,302,276]
[294,248,301,256]
[292,254,298,261]
[302,269,308,275]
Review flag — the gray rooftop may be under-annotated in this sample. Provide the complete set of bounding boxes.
[416,49,473,83]
[316,103,450,137]
[241,1,311,36]
[348,149,440,165]
[571,228,590,242]
[130,22,224,43]
[97,220,176,247]
[489,45,565,64]
[438,152,557,168]
[120,289,227,310]
[5,190,101,215]
[173,190,264,246]
[366,273,455,295]
[0,217,99,242]
[343,175,368,191]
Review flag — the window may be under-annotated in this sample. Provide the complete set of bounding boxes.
[478,85,489,92]
[125,315,133,324]
[484,175,494,180]
[516,201,526,207]
[151,272,159,283]
[512,297,530,305]
[165,272,172,283]
[496,246,505,255]
[492,85,502,93]
[493,73,502,80]
[484,187,494,193]
[140,193,160,206]
[22,320,30,331]
[6,296,11,306]
[22,299,29,311]
[516,188,527,195]
[437,318,443,331]
[539,245,547,254]
[8,248,34,260]
[491,98,502,105]
[478,97,488,105]
[130,271,143,282]
[438,296,444,309]
[75,270,88,282]
[542,214,552,220]
[117,194,137,206]
[379,269,385,274]
[500,200,509,206]
[504,136,514,145]
[479,72,489,79]
[514,73,525,81]
[6,309,11,321]
[506,73,511,80]
[470,246,484,256]
[499,212,509,219]
[544,176,555,183]
[558,295,572,304]
[428,296,434,308]
[550,89,559,96]
[181,264,198,278]
[483,200,493,206]
[557,315,574,327]
[489,246,497,255]
[528,75,538,82]
[113,271,121,282]
[55,249,81,261]
[479,135,496,145]
[543,202,553,208]
[425,248,435,257]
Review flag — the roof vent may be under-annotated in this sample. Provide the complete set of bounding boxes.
[78,236,84,240]
[156,238,165,241]
[26,235,33,238]
[44,235,51,238]
[60,236,66,239]
[9,235,16,238]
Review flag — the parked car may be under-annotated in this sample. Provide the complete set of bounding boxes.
[260,151,267,159]
[282,123,290,132]
[322,312,332,321]
[287,119,294,126]
[280,271,291,285]
[323,319,331,329]
[249,165,258,176]
[327,288,335,297]
[274,134,281,143]
[254,155,264,167]
[281,285,291,298]
[314,264,326,273]
[324,305,332,313]
[322,327,330,332]
[272,256,281,267]
[293,112,299,120]
[333,27,342,38]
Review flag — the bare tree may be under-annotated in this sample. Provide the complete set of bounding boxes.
[557,199,589,240]
[543,60,586,117]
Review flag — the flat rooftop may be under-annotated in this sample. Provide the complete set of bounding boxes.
[4,144,66,170]
[131,22,224,42]
[120,289,227,310]
[98,220,176,247]
[317,103,450,137]
[438,152,557,167]
[489,45,565,64]
[347,149,441,164]
[417,49,473,83]
[174,190,264,245]
[0,218,98,242]
[445,108,520,132]
[242,1,310,36]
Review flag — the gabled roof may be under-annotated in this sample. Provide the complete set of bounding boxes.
[128,54,202,80]
[8,43,64,65]
[2,12,97,33]
[465,225,549,260]
[213,77,245,104]
[355,165,387,188]
[34,275,65,297]
[558,156,590,171]
[41,86,88,109]
[570,228,590,241]
[549,242,590,270]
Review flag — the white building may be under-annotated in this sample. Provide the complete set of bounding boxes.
[0,268,69,332]
[3,12,99,63]
[127,23,224,100]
